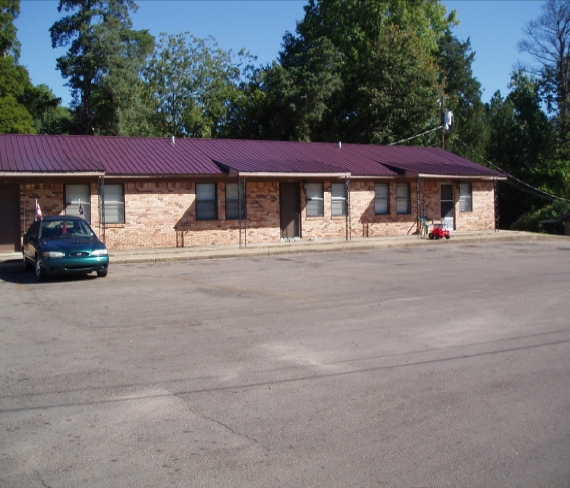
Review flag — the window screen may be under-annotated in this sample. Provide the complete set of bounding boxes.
[196,183,217,220]
[306,183,324,217]
[103,184,125,223]
[375,183,390,215]
[396,183,411,214]
[226,182,246,220]
[331,183,347,216]
[66,184,91,222]
[459,183,473,212]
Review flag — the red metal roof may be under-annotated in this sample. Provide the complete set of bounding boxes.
[0,134,503,179]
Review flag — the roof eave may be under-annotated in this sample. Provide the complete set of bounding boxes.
[104,173,223,179]
[235,171,351,179]
[417,173,507,181]
[0,171,105,178]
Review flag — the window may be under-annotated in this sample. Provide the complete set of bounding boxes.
[66,184,91,222]
[196,183,217,220]
[396,183,411,214]
[375,183,390,215]
[226,182,246,220]
[102,184,125,223]
[331,183,347,217]
[306,183,324,217]
[459,183,473,212]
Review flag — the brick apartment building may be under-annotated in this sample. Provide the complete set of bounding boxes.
[0,134,505,252]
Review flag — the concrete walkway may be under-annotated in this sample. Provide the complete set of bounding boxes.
[1,231,566,266]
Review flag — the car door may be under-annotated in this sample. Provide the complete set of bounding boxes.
[23,220,41,262]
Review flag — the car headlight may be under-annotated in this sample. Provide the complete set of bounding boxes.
[42,251,65,258]
[92,249,108,257]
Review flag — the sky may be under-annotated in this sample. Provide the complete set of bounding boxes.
[15,0,546,108]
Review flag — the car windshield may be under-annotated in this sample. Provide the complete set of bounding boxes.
[40,219,94,239]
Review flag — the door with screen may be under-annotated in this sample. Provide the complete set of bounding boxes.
[441,184,454,230]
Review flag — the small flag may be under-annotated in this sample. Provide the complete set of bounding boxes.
[79,199,84,217]
[35,199,42,220]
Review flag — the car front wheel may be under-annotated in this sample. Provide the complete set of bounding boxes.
[97,268,108,278]
[35,257,44,281]
[23,255,32,271]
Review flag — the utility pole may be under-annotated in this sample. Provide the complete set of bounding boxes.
[441,95,445,150]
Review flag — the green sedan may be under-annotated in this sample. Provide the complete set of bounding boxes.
[22,216,109,281]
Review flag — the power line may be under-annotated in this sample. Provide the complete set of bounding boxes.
[456,138,570,203]
[389,126,443,146]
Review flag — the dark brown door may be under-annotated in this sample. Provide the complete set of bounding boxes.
[280,183,301,239]
[0,184,20,252]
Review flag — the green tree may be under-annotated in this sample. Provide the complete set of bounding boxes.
[270,0,456,144]
[0,0,33,133]
[486,72,557,228]
[0,0,20,60]
[237,36,343,141]
[435,31,487,155]
[25,84,74,134]
[0,56,35,133]
[518,0,570,153]
[145,32,252,138]
[50,0,154,135]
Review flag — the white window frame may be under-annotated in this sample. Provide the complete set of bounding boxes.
[396,183,411,214]
[102,184,125,224]
[331,183,347,217]
[66,184,91,222]
[375,182,390,215]
[459,183,473,212]
[226,182,246,220]
[196,183,218,220]
[306,183,324,217]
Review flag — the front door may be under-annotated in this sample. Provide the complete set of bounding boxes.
[280,183,301,239]
[440,184,454,230]
[0,184,20,252]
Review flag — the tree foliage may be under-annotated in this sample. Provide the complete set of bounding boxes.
[486,72,559,228]
[0,0,20,59]
[26,84,74,134]
[50,0,154,135]
[272,0,453,143]
[0,56,35,133]
[518,0,570,153]
[144,33,251,138]
[435,31,487,155]
[232,35,343,141]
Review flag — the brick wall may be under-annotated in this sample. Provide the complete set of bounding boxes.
[414,179,496,232]
[20,182,66,234]
[349,180,418,237]
[456,180,496,231]
[18,177,497,250]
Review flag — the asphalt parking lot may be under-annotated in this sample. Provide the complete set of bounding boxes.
[1,240,570,487]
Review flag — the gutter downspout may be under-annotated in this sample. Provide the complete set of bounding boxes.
[99,176,105,242]
[239,176,246,248]
[345,177,351,241]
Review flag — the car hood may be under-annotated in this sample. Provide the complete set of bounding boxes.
[39,237,107,254]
